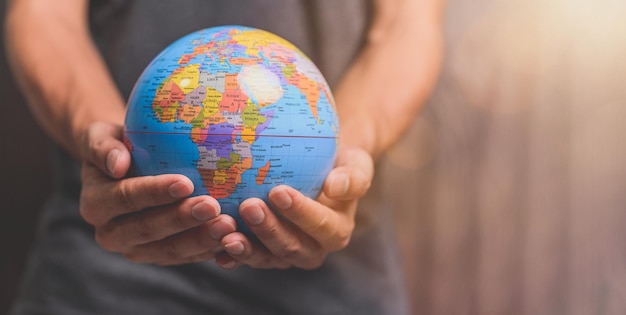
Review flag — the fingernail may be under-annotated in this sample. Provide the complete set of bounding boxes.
[241,204,265,225]
[220,260,238,270]
[106,149,120,174]
[224,241,245,255]
[210,220,235,240]
[168,181,192,198]
[191,200,218,221]
[328,173,349,197]
[271,188,292,210]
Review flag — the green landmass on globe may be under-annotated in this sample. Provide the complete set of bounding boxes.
[124,25,339,229]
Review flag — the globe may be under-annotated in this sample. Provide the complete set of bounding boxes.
[124,25,339,231]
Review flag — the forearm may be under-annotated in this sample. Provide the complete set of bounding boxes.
[335,0,444,158]
[5,0,125,159]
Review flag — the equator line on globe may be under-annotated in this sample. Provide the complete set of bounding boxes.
[124,25,339,230]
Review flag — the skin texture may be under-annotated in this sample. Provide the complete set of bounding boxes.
[5,0,443,269]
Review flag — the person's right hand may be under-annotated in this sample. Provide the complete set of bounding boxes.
[78,122,237,266]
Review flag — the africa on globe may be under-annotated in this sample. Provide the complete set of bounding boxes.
[124,25,339,230]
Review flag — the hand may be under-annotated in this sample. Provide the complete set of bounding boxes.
[215,147,374,270]
[78,122,237,265]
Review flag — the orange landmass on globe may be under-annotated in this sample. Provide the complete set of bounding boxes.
[153,81,184,122]
[190,127,207,143]
[220,75,249,113]
[256,160,271,185]
[229,57,261,65]
[198,157,253,198]
[178,104,202,124]
[199,168,239,199]
[288,72,319,118]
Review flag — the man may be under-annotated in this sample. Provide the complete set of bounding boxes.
[5,0,442,314]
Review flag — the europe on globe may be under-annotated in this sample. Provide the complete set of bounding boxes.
[124,26,339,230]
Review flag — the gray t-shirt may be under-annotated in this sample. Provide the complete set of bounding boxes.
[11,1,409,314]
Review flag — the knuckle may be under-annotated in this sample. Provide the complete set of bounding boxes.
[194,223,223,249]
[117,180,138,211]
[149,186,168,203]
[311,214,330,233]
[170,208,189,230]
[354,165,373,191]
[133,216,156,242]
[275,241,301,260]
[193,229,215,249]
[337,225,353,248]
[161,241,181,261]
[254,222,280,239]
[334,235,351,251]
[329,225,353,252]
[94,228,117,252]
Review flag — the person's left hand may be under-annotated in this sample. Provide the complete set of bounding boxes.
[214,147,374,270]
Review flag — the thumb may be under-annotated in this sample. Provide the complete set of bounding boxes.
[80,122,131,179]
[323,147,374,200]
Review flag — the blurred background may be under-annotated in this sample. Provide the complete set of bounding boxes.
[2,0,626,314]
[0,2,52,313]
[384,0,626,314]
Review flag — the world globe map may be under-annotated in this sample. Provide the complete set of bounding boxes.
[124,26,339,229]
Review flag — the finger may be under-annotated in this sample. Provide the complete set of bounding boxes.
[124,215,237,264]
[323,147,374,200]
[82,122,131,179]
[96,195,220,250]
[237,198,323,268]
[268,186,353,252]
[215,252,243,270]
[80,164,194,225]
[218,233,291,270]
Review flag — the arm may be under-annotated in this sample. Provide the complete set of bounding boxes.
[337,0,444,157]
[5,0,124,157]
[5,0,235,265]
[217,0,444,269]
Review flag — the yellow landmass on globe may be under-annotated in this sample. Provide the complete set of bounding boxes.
[170,64,200,94]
